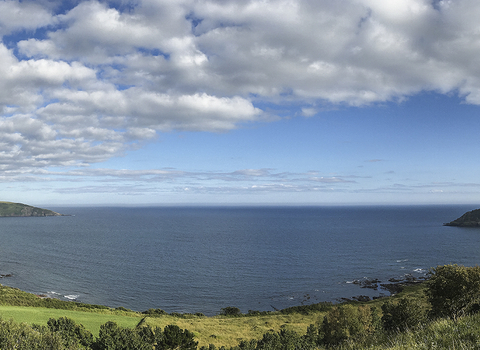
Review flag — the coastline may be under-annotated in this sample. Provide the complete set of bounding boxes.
[0,270,427,315]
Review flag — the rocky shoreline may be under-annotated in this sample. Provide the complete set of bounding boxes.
[339,273,427,303]
[0,271,427,313]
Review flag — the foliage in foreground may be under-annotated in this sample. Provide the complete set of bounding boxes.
[5,311,480,350]
[426,264,480,319]
[0,317,197,350]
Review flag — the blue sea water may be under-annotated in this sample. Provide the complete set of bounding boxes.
[0,205,479,315]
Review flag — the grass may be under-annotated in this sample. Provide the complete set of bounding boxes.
[143,312,322,348]
[0,281,434,348]
[338,313,480,349]
[0,306,141,334]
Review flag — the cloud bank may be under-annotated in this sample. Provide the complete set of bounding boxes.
[1,0,480,200]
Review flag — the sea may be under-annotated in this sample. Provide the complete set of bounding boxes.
[0,205,478,316]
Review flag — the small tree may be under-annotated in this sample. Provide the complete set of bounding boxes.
[220,306,242,317]
[426,264,480,319]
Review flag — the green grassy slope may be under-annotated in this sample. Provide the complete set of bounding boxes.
[0,201,61,217]
[1,281,480,349]
[0,282,428,348]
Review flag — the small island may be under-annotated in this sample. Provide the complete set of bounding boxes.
[444,208,480,227]
[0,201,63,217]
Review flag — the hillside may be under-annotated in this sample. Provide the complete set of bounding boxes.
[444,208,480,227]
[0,201,62,217]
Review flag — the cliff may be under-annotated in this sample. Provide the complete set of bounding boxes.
[444,208,480,227]
[0,202,62,217]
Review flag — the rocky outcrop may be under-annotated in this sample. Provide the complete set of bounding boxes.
[0,202,63,217]
[444,209,480,227]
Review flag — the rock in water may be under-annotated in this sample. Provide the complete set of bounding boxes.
[444,209,480,227]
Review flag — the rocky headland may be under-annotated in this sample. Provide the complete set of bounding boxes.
[0,201,63,217]
[444,208,480,227]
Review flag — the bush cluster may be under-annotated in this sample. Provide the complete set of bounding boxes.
[0,317,197,350]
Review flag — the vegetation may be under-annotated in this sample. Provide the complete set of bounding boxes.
[381,297,426,332]
[0,284,110,311]
[444,208,480,226]
[0,201,61,217]
[1,264,480,349]
[426,264,480,319]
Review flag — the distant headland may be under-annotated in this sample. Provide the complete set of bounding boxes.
[444,208,480,227]
[0,201,63,217]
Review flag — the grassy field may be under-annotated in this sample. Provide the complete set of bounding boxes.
[0,282,428,348]
[144,312,322,348]
[3,281,480,349]
[0,306,141,333]
[0,303,324,348]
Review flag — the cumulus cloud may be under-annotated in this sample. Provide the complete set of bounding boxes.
[1,0,480,173]
[0,0,53,35]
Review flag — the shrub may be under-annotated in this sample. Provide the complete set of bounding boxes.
[0,318,67,350]
[280,302,333,315]
[94,321,153,350]
[426,264,480,319]
[381,297,426,332]
[47,317,94,348]
[143,308,167,316]
[220,306,242,317]
[254,329,316,350]
[319,304,379,346]
[156,324,198,350]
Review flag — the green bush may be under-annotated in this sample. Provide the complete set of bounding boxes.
[319,304,380,346]
[381,297,426,332]
[280,302,333,315]
[143,308,168,316]
[0,318,70,350]
[426,264,480,319]
[220,307,242,317]
[156,324,198,350]
[47,317,94,348]
[95,321,153,350]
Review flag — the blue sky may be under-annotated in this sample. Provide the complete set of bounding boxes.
[1,0,480,206]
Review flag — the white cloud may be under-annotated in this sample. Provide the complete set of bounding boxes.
[0,0,53,35]
[2,0,480,176]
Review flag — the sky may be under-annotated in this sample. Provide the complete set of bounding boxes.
[1,0,480,206]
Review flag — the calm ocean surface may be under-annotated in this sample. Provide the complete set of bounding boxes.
[0,205,479,315]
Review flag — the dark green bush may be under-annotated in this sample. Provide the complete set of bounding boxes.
[319,304,380,346]
[143,308,168,316]
[47,317,94,348]
[0,318,70,349]
[156,324,198,350]
[94,321,153,350]
[220,307,242,317]
[426,264,480,319]
[381,297,426,331]
[280,302,333,315]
